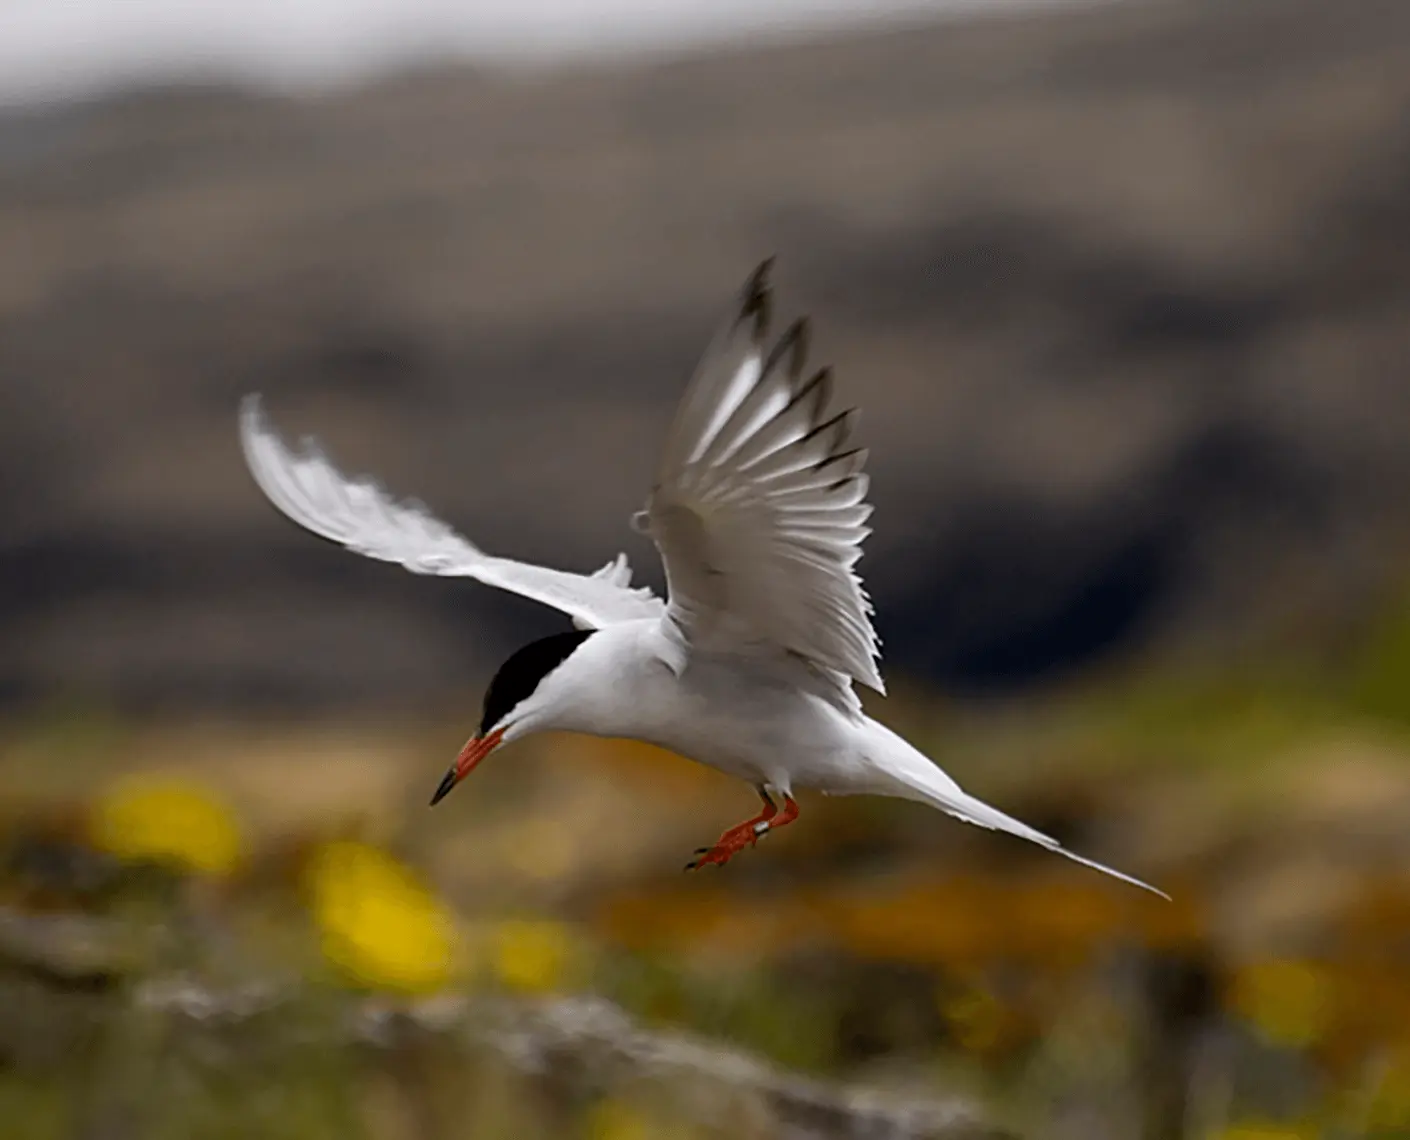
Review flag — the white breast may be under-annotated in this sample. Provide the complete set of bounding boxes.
[557,622,867,794]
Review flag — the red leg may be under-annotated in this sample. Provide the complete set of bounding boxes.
[686,788,799,870]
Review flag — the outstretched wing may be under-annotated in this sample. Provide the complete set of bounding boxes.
[239,395,664,631]
[642,260,883,692]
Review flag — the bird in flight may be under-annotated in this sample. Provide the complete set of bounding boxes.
[239,260,1164,896]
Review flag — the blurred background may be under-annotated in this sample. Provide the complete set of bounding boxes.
[4,0,1410,1136]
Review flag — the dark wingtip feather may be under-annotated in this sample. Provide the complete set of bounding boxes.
[762,317,812,386]
[740,258,775,342]
[779,365,833,426]
[800,405,858,452]
[813,445,865,475]
[788,316,812,381]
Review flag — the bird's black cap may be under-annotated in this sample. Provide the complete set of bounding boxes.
[477,629,593,735]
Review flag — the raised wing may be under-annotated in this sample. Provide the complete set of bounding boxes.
[239,395,664,631]
[643,260,883,693]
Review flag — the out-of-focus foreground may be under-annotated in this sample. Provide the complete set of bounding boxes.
[5,0,1410,1136]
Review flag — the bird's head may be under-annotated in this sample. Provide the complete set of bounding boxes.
[429,629,595,806]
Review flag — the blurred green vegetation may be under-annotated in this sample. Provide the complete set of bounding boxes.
[6,587,1410,1138]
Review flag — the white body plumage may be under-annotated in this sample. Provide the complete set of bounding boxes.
[494,617,1160,893]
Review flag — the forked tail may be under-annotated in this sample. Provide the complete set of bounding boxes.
[860,718,1169,899]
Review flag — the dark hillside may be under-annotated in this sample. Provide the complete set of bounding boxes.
[4,0,1410,709]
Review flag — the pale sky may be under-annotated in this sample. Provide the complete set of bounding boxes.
[0,0,1069,106]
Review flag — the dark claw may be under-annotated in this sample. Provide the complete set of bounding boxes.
[694,848,710,855]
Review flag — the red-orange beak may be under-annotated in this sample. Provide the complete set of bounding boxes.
[429,727,505,806]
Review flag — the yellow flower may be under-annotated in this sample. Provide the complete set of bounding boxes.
[90,775,242,876]
[492,918,577,994]
[1228,959,1330,1049]
[306,840,458,994]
